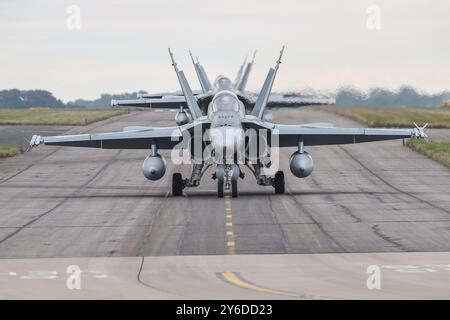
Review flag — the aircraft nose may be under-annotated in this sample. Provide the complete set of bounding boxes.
[210,126,244,162]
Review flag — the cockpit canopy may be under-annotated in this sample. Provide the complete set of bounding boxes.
[208,91,245,119]
[213,75,233,91]
[211,91,240,112]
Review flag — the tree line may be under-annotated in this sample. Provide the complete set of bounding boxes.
[0,87,449,109]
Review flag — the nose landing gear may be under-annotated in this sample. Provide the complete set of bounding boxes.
[231,180,238,198]
[215,164,241,198]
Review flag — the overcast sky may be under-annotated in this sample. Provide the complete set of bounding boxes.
[1,0,449,101]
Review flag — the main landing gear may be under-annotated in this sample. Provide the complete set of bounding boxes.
[171,163,209,197]
[273,171,285,194]
[172,173,183,196]
[172,163,285,197]
[245,163,285,195]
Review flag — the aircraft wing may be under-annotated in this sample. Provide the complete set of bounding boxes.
[266,96,335,108]
[246,95,335,108]
[111,93,212,109]
[29,126,182,149]
[272,124,417,147]
[137,91,203,98]
[111,96,187,109]
[29,119,210,150]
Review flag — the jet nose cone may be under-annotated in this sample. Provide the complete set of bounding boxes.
[210,126,244,162]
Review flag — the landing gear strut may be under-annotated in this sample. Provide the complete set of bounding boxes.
[245,163,285,194]
[172,163,210,196]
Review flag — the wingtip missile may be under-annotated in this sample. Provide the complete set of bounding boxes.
[412,123,428,138]
[28,134,43,150]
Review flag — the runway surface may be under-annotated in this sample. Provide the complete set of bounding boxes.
[1,252,450,299]
[0,125,70,150]
[0,108,450,299]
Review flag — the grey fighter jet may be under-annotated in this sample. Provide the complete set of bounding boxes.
[29,47,427,197]
[110,48,334,118]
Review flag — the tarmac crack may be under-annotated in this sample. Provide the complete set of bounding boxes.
[371,224,409,251]
[136,190,171,256]
[136,256,187,298]
[338,203,362,223]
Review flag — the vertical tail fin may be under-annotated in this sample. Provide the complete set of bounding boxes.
[168,48,203,119]
[189,51,211,93]
[250,46,285,118]
[234,56,247,88]
[237,50,257,92]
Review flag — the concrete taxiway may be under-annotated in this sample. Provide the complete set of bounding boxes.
[1,252,450,299]
[0,125,70,151]
[0,108,449,299]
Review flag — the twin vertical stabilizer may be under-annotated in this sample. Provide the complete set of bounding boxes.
[251,46,285,118]
[168,48,203,119]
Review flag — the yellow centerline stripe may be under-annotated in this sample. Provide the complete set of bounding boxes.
[224,195,235,254]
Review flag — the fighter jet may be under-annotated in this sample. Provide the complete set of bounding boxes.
[29,47,427,197]
[110,48,334,120]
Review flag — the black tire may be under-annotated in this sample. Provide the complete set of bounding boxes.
[172,173,183,196]
[231,180,238,198]
[217,179,224,198]
[274,171,285,194]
